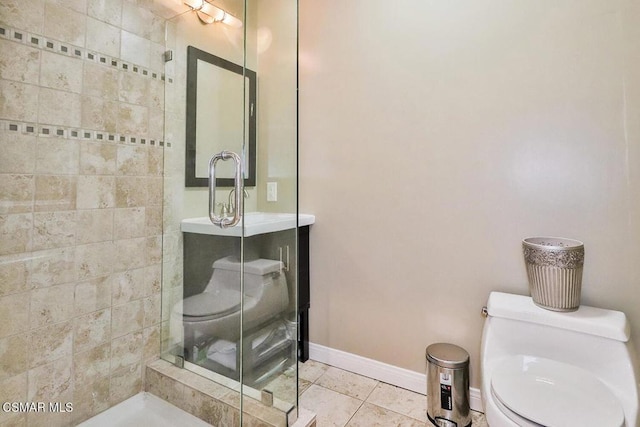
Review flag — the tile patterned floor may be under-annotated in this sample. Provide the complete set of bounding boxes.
[298,360,488,427]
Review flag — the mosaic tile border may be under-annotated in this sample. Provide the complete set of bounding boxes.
[0,119,170,148]
[0,24,173,84]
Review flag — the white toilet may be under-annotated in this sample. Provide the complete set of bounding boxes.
[481,292,639,427]
[172,256,289,355]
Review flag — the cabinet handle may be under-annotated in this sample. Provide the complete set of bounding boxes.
[279,246,290,272]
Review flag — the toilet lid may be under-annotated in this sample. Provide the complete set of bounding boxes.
[491,355,625,427]
[180,289,240,318]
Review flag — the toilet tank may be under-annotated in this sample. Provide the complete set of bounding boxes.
[208,256,287,298]
[481,292,639,427]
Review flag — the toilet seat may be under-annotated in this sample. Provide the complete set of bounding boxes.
[179,289,241,320]
[490,355,625,427]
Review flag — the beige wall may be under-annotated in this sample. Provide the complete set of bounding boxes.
[299,0,640,388]
[0,0,171,424]
[255,0,298,214]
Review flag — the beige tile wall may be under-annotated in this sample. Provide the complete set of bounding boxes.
[0,0,168,425]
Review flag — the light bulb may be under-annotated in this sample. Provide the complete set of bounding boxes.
[183,0,204,10]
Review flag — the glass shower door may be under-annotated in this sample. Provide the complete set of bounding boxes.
[241,0,300,422]
[161,0,299,424]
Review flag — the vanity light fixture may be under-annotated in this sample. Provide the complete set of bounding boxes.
[184,0,242,28]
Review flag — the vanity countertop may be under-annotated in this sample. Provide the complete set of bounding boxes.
[181,212,315,237]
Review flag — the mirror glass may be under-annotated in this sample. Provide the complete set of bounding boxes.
[185,45,256,187]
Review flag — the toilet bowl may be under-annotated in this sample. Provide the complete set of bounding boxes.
[481,292,639,427]
[171,256,289,355]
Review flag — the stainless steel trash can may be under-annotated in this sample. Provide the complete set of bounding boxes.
[426,343,471,427]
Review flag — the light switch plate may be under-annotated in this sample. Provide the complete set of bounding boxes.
[267,182,277,202]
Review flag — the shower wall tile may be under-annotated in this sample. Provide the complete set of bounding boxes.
[40,51,84,94]
[143,293,161,327]
[0,335,28,381]
[0,373,26,424]
[83,62,119,100]
[29,247,77,288]
[0,0,45,34]
[111,267,146,305]
[43,2,87,47]
[111,331,143,372]
[75,275,112,315]
[76,208,114,244]
[143,264,162,296]
[111,299,143,339]
[32,211,77,250]
[72,344,111,421]
[145,205,162,235]
[118,102,149,135]
[74,342,111,385]
[74,308,111,353]
[149,42,166,71]
[120,30,151,68]
[30,283,76,327]
[117,145,149,176]
[0,80,39,122]
[143,324,160,360]
[28,408,74,427]
[0,213,32,255]
[87,0,123,26]
[115,176,147,207]
[114,207,146,240]
[0,40,41,84]
[146,176,163,206]
[76,175,115,209]
[148,107,165,141]
[0,254,30,297]
[35,137,80,175]
[119,71,150,106]
[28,321,73,368]
[47,0,88,15]
[114,237,147,271]
[110,362,142,404]
[1,0,166,420]
[121,2,155,40]
[75,241,115,280]
[81,96,118,132]
[80,141,117,175]
[0,132,36,174]
[27,355,73,401]
[0,292,30,338]
[38,87,82,128]
[145,235,162,265]
[0,174,34,214]
[73,375,110,422]
[34,175,77,212]
[149,78,165,110]
[86,16,120,57]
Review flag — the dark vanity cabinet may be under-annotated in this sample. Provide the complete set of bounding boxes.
[297,226,310,362]
[183,226,311,362]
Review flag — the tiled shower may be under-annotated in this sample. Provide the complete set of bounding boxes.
[0,1,171,424]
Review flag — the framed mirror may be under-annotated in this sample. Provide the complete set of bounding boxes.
[185,45,257,187]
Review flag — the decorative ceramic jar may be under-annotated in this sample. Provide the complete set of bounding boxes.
[522,237,585,312]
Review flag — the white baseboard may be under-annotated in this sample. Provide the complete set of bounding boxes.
[307,342,483,413]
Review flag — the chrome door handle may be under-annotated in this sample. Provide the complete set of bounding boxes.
[208,151,243,228]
